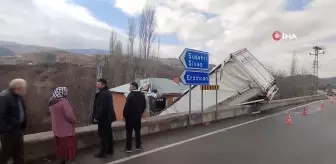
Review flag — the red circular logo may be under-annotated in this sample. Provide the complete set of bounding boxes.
[272,31,282,41]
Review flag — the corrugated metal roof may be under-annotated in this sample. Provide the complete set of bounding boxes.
[148,78,188,94]
[109,83,130,93]
[110,78,188,94]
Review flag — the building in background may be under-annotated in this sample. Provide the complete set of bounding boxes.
[110,77,188,120]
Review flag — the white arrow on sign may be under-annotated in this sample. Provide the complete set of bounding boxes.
[179,48,188,68]
[180,71,186,84]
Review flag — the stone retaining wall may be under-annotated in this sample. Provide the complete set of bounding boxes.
[24,94,327,161]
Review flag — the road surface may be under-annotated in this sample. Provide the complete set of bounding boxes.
[35,99,335,164]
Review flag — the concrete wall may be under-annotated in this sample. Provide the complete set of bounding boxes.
[24,94,327,161]
[258,95,327,111]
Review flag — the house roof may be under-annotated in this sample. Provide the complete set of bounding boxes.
[144,78,188,94]
[109,83,130,93]
[110,78,188,94]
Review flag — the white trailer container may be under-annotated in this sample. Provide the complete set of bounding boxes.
[160,48,278,115]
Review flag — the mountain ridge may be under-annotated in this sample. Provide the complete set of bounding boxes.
[0,40,335,82]
[0,47,16,56]
[0,40,110,55]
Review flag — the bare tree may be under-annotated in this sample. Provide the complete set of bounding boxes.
[44,53,57,64]
[106,31,121,85]
[115,40,123,56]
[301,67,309,76]
[127,18,136,56]
[102,55,113,86]
[109,31,117,55]
[283,51,307,97]
[274,69,288,78]
[95,55,103,80]
[265,65,275,76]
[127,17,138,81]
[156,36,161,60]
[139,5,156,59]
[290,51,298,76]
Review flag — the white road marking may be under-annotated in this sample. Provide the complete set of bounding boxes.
[107,100,325,164]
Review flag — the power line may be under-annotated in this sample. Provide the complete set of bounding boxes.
[310,46,325,94]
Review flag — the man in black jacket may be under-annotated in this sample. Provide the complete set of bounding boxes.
[0,79,27,164]
[123,82,146,153]
[92,78,116,158]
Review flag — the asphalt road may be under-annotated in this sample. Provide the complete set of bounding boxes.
[35,99,334,164]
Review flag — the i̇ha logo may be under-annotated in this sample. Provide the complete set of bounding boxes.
[272,31,297,41]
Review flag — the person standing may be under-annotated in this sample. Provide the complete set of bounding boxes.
[0,79,28,164]
[92,78,116,158]
[48,87,77,164]
[123,82,146,153]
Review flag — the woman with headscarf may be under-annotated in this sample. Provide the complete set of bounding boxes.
[48,87,77,164]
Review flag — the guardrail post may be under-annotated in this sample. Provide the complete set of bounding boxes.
[188,85,192,126]
[201,87,204,123]
[215,70,218,120]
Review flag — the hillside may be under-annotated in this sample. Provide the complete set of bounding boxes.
[0,47,16,56]
[0,41,58,54]
[0,64,97,133]
[319,77,336,86]
[0,55,183,133]
[66,48,109,55]
[274,74,317,99]
[0,50,98,65]
[0,40,111,55]
[0,41,218,68]
[0,51,330,134]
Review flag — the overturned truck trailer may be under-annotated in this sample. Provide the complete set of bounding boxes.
[160,48,278,115]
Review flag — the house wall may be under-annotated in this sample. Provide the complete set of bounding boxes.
[166,94,181,106]
[166,96,175,106]
[112,92,126,121]
[112,92,149,120]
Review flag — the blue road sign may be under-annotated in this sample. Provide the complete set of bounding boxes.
[180,70,210,85]
[179,48,209,70]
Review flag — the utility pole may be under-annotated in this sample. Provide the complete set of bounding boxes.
[310,46,325,94]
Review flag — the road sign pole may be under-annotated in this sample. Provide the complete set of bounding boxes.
[179,48,210,126]
[215,70,218,121]
[201,88,204,124]
[188,86,192,126]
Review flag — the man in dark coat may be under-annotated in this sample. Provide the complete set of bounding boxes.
[92,78,116,158]
[0,79,28,164]
[123,82,146,153]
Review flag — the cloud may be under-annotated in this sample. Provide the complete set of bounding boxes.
[1,0,336,78]
[0,0,181,58]
[114,0,336,78]
[0,0,127,49]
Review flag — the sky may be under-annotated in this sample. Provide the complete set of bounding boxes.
[0,0,336,77]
